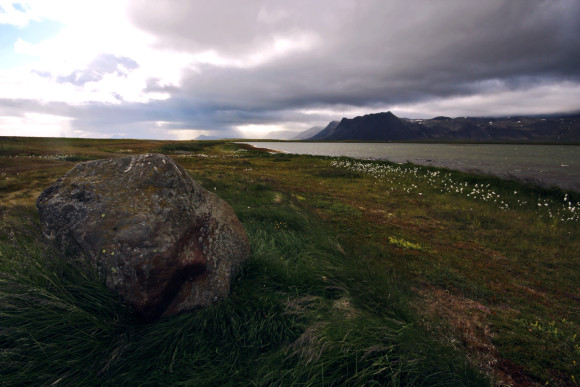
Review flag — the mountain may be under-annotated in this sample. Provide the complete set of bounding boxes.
[307,120,341,140]
[306,112,580,142]
[310,112,422,141]
[291,125,326,140]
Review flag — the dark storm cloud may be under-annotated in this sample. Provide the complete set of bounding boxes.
[56,54,139,86]
[122,0,580,135]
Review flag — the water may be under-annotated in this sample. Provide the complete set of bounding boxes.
[242,142,580,192]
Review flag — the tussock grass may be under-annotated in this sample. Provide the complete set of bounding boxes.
[3,138,577,385]
[0,235,132,384]
[0,187,485,385]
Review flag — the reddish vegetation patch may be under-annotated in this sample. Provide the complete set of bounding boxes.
[415,286,542,386]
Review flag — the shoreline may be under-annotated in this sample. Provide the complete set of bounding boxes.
[241,141,580,193]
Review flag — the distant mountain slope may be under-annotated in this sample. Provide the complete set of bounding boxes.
[311,112,422,141]
[291,125,327,140]
[264,130,299,140]
[306,112,580,142]
[306,120,340,140]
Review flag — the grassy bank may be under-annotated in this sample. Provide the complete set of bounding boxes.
[1,138,578,385]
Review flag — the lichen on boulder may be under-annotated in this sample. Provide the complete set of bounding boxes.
[37,153,250,321]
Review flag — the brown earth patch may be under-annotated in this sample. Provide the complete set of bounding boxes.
[415,285,534,386]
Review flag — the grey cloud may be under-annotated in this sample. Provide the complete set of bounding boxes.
[5,1,580,140]
[0,98,72,117]
[131,0,579,114]
[128,0,265,54]
[0,97,242,139]
[56,54,139,86]
[127,0,349,55]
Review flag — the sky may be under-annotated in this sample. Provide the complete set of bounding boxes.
[0,0,579,140]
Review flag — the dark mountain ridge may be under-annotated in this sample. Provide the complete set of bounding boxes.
[307,111,580,142]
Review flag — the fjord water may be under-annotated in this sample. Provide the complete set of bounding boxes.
[243,142,580,192]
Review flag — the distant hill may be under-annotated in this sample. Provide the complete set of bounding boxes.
[291,125,326,140]
[306,121,341,140]
[194,134,222,140]
[306,112,580,142]
[310,113,418,141]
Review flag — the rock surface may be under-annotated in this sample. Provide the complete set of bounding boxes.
[37,153,250,320]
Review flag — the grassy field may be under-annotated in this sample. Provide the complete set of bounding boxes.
[1,137,578,386]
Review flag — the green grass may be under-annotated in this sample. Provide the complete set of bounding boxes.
[1,137,579,385]
[153,140,227,154]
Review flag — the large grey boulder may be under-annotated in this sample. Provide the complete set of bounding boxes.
[37,153,250,321]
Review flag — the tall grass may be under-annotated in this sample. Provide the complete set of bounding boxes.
[154,140,226,154]
[0,162,488,385]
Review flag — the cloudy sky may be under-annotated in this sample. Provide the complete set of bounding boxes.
[1,0,579,140]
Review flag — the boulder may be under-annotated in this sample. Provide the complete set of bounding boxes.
[37,153,250,321]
